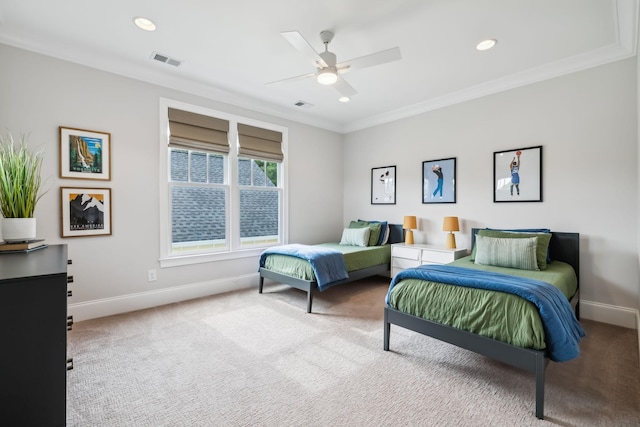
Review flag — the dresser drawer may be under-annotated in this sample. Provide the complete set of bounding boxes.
[392,245,421,260]
[421,250,455,264]
[392,257,420,270]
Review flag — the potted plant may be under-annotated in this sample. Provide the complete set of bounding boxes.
[0,133,46,242]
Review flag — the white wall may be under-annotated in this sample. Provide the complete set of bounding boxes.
[2,42,639,328]
[0,44,343,320]
[637,26,640,347]
[344,58,639,327]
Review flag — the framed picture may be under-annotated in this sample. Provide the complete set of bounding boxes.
[59,127,111,180]
[423,157,456,203]
[371,166,396,204]
[60,187,112,237]
[493,145,542,202]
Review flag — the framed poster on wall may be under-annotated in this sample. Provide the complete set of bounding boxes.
[60,187,112,237]
[59,127,111,180]
[422,157,456,204]
[371,166,396,204]
[493,145,542,202]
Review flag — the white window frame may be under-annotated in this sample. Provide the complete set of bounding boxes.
[158,98,288,268]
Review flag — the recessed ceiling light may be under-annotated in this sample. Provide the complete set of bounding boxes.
[134,17,156,32]
[339,96,350,103]
[476,39,497,51]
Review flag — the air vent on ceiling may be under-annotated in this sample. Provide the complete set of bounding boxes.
[294,100,313,109]
[151,51,182,67]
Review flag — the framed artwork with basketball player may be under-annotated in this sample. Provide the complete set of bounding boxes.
[493,146,542,202]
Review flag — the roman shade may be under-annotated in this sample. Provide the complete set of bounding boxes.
[168,108,230,154]
[237,124,283,162]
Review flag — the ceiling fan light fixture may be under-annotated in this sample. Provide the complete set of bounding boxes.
[317,68,338,85]
[134,16,156,32]
[476,39,497,51]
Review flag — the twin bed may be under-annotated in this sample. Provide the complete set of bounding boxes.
[259,222,403,313]
[384,228,583,419]
[258,225,583,419]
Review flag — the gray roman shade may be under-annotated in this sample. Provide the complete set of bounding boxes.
[168,108,230,154]
[237,124,283,162]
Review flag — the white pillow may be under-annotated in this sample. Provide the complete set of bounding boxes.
[339,227,370,247]
[474,235,539,271]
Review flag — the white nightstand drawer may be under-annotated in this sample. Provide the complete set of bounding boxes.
[392,257,420,270]
[392,244,467,275]
[421,250,456,264]
[391,245,420,260]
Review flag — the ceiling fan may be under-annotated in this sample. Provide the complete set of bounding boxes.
[267,30,401,100]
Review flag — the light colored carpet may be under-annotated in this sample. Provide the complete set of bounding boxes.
[67,277,640,426]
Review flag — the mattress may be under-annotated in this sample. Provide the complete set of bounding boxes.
[262,243,391,281]
[387,255,578,350]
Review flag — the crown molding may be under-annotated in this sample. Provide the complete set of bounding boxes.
[343,0,638,133]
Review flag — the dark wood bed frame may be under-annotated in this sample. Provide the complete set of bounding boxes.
[383,228,580,420]
[259,224,404,313]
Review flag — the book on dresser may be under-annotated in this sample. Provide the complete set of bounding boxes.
[0,239,47,253]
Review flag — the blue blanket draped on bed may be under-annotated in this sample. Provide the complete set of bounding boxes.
[260,244,348,291]
[386,265,585,362]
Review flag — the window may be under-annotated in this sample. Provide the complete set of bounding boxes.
[238,158,280,246]
[159,99,287,267]
[170,149,227,253]
[237,123,283,248]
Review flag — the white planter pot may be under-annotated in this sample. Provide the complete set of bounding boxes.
[2,218,37,242]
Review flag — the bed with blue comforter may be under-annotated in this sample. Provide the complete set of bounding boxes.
[384,228,582,420]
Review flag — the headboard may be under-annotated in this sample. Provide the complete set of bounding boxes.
[470,228,580,283]
[387,224,404,245]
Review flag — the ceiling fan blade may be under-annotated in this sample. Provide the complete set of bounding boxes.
[337,47,401,75]
[333,76,357,98]
[265,71,317,86]
[281,31,328,68]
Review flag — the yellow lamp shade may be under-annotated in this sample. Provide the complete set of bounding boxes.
[442,216,459,232]
[443,216,459,249]
[403,216,417,230]
[403,215,417,245]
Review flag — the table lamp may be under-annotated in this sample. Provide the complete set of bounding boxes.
[443,216,459,249]
[403,215,417,244]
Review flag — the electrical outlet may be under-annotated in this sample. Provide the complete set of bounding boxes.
[147,269,157,282]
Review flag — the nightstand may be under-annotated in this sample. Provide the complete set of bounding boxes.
[391,243,467,277]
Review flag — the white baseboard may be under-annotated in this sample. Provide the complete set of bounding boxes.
[69,273,258,322]
[580,300,639,329]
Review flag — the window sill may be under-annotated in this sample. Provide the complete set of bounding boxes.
[159,247,265,268]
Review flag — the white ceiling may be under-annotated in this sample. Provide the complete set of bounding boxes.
[0,0,637,133]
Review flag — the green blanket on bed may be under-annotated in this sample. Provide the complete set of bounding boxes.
[387,256,578,350]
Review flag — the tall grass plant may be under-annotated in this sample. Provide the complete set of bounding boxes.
[0,133,45,218]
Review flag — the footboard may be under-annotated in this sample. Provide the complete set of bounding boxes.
[384,307,548,419]
[259,267,317,313]
[260,263,390,313]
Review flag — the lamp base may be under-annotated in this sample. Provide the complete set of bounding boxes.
[405,230,414,245]
[446,232,456,249]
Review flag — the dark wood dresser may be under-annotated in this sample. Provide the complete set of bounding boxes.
[0,244,70,426]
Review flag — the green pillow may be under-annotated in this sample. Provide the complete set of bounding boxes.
[474,235,539,271]
[349,220,382,247]
[471,229,552,270]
